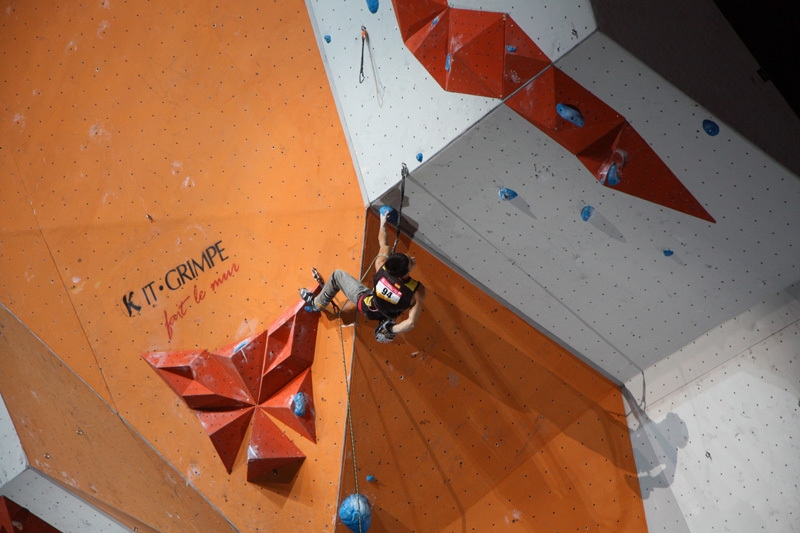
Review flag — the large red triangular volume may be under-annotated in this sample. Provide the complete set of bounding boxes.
[190,352,255,407]
[575,122,627,177]
[143,349,254,410]
[246,409,305,484]
[506,67,626,154]
[262,368,316,443]
[406,7,451,90]
[259,298,320,402]
[508,67,713,222]
[549,67,626,145]
[179,379,249,411]
[580,124,716,222]
[502,17,551,98]
[506,67,558,129]
[391,0,449,43]
[196,407,255,473]
[141,349,208,397]
[446,9,505,98]
[213,331,268,403]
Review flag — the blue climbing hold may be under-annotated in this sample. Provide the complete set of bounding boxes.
[366,474,376,483]
[606,163,621,186]
[506,45,517,53]
[580,205,594,221]
[663,249,674,257]
[232,339,250,353]
[379,205,398,225]
[556,103,585,127]
[445,53,451,71]
[339,494,372,532]
[324,34,331,43]
[366,0,379,14]
[702,119,719,136]
[416,152,423,162]
[292,392,308,417]
[498,188,518,201]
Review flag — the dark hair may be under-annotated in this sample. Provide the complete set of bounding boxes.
[384,253,410,277]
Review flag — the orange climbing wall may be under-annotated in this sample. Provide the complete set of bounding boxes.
[337,210,649,532]
[1,1,363,531]
[0,303,238,533]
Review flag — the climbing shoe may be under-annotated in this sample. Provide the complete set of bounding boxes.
[300,288,321,312]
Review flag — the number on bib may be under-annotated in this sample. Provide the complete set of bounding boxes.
[375,277,401,304]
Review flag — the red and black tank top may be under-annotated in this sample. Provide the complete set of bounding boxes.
[358,266,420,320]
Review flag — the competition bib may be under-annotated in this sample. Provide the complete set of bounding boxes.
[375,277,402,304]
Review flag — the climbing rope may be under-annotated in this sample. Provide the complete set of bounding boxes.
[336,163,409,532]
[336,307,363,533]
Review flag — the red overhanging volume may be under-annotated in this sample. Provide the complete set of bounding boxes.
[394,0,549,99]
[0,496,61,533]
[142,293,320,484]
[392,0,714,223]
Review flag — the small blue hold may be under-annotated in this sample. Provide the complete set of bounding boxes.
[379,205,399,225]
[324,34,331,43]
[702,119,719,136]
[232,339,250,353]
[340,494,372,532]
[663,249,674,257]
[292,392,308,417]
[366,474,376,482]
[606,163,621,186]
[416,152,423,162]
[556,103,585,127]
[506,45,517,53]
[445,53,451,71]
[498,188,518,201]
[580,205,594,221]
[431,16,439,27]
[366,0,379,14]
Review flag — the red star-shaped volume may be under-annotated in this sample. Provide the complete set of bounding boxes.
[142,293,321,484]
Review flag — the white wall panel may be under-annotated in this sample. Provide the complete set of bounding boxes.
[1,469,128,533]
[0,393,26,487]
[628,319,800,532]
[307,0,496,201]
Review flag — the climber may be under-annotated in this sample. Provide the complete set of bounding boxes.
[300,211,425,343]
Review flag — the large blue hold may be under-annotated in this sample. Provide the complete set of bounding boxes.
[498,188,518,201]
[702,119,719,136]
[605,163,621,186]
[379,205,398,225]
[292,392,308,417]
[556,103,585,127]
[340,494,372,532]
[366,0,379,14]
